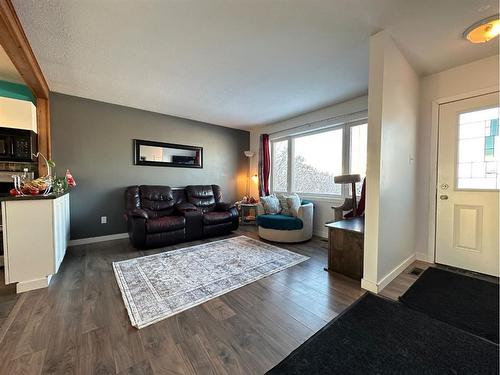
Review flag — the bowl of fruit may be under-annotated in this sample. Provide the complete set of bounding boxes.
[11,175,52,196]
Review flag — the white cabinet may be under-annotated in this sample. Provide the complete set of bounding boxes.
[0,97,37,133]
[53,193,70,272]
[1,193,70,293]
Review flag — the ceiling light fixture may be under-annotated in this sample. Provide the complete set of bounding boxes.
[464,14,500,43]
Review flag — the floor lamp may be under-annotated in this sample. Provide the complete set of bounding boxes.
[244,150,255,198]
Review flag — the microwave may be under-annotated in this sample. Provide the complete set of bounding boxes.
[0,128,37,162]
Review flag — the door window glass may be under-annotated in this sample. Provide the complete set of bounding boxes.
[457,107,500,189]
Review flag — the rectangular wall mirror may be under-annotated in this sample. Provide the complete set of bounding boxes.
[134,139,203,168]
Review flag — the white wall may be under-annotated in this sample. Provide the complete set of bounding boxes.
[362,31,419,293]
[416,55,500,262]
[249,96,368,237]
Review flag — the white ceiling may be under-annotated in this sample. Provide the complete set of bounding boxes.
[0,44,24,84]
[12,0,499,129]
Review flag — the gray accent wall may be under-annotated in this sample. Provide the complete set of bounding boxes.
[51,93,249,240]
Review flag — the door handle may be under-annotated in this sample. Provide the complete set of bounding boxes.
[440,195,448,200]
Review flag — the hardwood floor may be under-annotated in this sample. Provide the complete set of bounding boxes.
[379,260,432,300]
[0,228,424,375]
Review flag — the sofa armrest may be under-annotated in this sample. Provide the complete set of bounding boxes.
[126,215,147,248]
[296,202,313,238]
[127,208,149,219]
[297,203,313,223]
[175,203,199,214]
[215,201,235,211]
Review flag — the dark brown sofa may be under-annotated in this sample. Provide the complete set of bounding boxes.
[125,184,239,249]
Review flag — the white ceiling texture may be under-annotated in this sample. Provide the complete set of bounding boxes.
[12,0,500,129]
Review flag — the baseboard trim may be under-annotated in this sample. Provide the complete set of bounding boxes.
[16,275,52,293]
[313,228,328,239]
[415,252,429,262]
[378,253,416,292]
[361,253,416,294]
[69,232,129,246]
[361,278,378,293]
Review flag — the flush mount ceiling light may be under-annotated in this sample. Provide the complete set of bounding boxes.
[464,14,500,43]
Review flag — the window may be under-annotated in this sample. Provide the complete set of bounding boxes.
[457,107,499,190]
[349,123,368,196]
[272,140,288,192]
[271,120,368,197]
[293,129,343,195]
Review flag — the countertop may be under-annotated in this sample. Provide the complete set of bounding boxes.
[0,191,69,202]
[325,216,365,234]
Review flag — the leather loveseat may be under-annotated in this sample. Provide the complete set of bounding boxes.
[125,184,239,249]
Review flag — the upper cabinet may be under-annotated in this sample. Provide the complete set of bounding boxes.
[0,96,37,133]
[0,80,37,133]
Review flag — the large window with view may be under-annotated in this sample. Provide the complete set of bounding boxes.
[271,120,368,197]
[272,140,288,192]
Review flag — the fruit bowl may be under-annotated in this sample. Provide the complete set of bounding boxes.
[12,175,52,196]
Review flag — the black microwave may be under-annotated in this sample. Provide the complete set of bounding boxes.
[0,128,37,162]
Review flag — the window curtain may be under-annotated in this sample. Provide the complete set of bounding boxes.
[258,134,270,196]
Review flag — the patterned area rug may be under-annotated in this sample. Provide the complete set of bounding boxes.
[113,236,309,328]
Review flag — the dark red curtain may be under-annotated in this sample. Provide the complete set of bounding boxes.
[357,177,366,216]
[345,177,366,218]
[258,134,270,196]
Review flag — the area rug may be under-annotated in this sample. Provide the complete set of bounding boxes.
[266,294,499,375]
[399,267,499,344]
[113,236,308,328]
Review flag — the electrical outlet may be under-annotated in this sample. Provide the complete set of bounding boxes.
[101,216,107,224]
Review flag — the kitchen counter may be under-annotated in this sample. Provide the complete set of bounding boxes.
[0,192,69,202]
[1,193,70,293]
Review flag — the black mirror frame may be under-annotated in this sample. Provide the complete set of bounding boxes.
[133,139,203,168]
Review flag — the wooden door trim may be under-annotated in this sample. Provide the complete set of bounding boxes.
[0,0,51,175]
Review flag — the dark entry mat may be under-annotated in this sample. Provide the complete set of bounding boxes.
[267,293,498,375]
[399,267,499,344]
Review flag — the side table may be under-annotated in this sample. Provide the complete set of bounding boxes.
[240,203,258,225]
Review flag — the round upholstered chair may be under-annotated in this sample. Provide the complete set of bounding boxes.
[255,201,313,243]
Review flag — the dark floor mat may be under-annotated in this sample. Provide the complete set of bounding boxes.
[399,267,499,344]
[267,293,498,375]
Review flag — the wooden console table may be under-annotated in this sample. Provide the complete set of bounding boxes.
[325,217,364,280]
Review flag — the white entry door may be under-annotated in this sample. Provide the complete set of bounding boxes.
[436,92,499,276]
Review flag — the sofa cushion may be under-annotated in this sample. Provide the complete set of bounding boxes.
[257,214,303,231]
[203,211,232,225]
[286,195,302,217]
[276,193,299,216]
[146,216,185,233]
[260,194,281,214]
[186,185,217,212]
[140,185,175,212]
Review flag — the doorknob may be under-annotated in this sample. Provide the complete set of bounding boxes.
[440,195,448,200]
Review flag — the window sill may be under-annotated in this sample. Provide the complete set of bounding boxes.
[271,192,361,204]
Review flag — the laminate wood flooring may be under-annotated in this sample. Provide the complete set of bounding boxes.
[0,228,425,374]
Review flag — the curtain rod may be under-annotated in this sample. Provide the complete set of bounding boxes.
[268,109,368,136]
